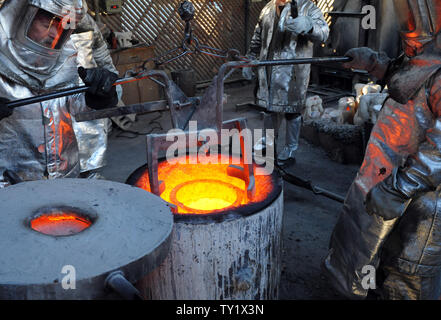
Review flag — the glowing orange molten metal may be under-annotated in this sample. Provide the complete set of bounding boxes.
[31,212,92,236]
[135,155,275,214]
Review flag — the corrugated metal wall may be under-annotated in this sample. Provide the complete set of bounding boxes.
[87,0,333,82]
[121,0,267,82]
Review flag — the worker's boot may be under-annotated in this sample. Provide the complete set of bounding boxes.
[254,112,279,155]
[278,114,301,163]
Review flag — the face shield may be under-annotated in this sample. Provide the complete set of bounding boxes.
[26,8,74,50]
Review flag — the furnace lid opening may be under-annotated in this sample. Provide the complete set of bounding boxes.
[30,207,94,237]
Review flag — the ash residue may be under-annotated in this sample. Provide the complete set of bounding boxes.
[304,119,363,144]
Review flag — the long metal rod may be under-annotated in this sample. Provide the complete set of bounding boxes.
[6,70,167,109]
[243,56,352,68]
[6,57,351,110]
[215,56,352,131]
[75,97,201,122]
[7,85,89,108]
[276,165,346,204]
[75,100,169,122]
[327,11,367,18]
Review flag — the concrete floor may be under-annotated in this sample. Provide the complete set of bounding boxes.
[101,82,360,300]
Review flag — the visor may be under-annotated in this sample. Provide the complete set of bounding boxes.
[26,7,74,50]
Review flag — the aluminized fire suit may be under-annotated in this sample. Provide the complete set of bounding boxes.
[0,0,115,187]
[323,0,441,300]
[246,0,329,160]
[71,13,121,177]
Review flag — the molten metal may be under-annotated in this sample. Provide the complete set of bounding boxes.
[134,155,275,214]
[31,211,92,236]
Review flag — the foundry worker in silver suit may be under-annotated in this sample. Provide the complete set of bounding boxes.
[0,0,119,187]
[244,0,329,162]
[323,0,441,300]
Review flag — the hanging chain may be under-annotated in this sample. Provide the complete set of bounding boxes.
[123,1,250,79]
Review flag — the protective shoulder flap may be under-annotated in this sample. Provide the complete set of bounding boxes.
[388,50,441,104]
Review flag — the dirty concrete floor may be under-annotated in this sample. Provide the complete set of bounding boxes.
[102,82,360,300]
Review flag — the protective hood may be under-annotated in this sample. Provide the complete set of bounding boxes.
[393,0,441,57]
[387,41,441,104]
[0,0,87,90]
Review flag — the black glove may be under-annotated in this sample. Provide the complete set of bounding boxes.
[342,47,379,71]
[78,67,119,110]
[0,97,12,121]
[342,47,391,80]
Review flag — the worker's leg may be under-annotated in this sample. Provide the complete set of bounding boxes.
[278,113,302,161]
[378,190,441,300]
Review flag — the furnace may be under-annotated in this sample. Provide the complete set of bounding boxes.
[129,154,278,215]
[127,155,284,300]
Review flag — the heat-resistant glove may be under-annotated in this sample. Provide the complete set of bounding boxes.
[285,16,314,36]
[0,97,12,121]
[78,67,119,110]
[342,47,391,80]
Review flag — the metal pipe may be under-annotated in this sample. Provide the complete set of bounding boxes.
[104,271,143,300]
[75,97,201,123]
[6,70,168,109]
[242,56,352,68]
[215,57,351,131]
[327,11,368,18]
[276,164,346,203]
[6,57,351,110]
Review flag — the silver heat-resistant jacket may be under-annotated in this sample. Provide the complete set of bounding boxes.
[323,41,441,299]
[0,1,91,187]
[248,0,329,113]
[71,13,120,174]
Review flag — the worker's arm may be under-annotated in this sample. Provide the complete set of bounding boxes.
[78,67,119,110]
[282,1,329,43]
[243,15,263,80]
[366,71,441,220]
[247,15,263,60]
[342,47,392,81]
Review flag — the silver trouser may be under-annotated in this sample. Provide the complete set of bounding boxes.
[322,183,400,299]
[275,113,302,161]
[285,113,302,151]
[378,188,441,300]
[269,113,302,145]
[256,112,302,159]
